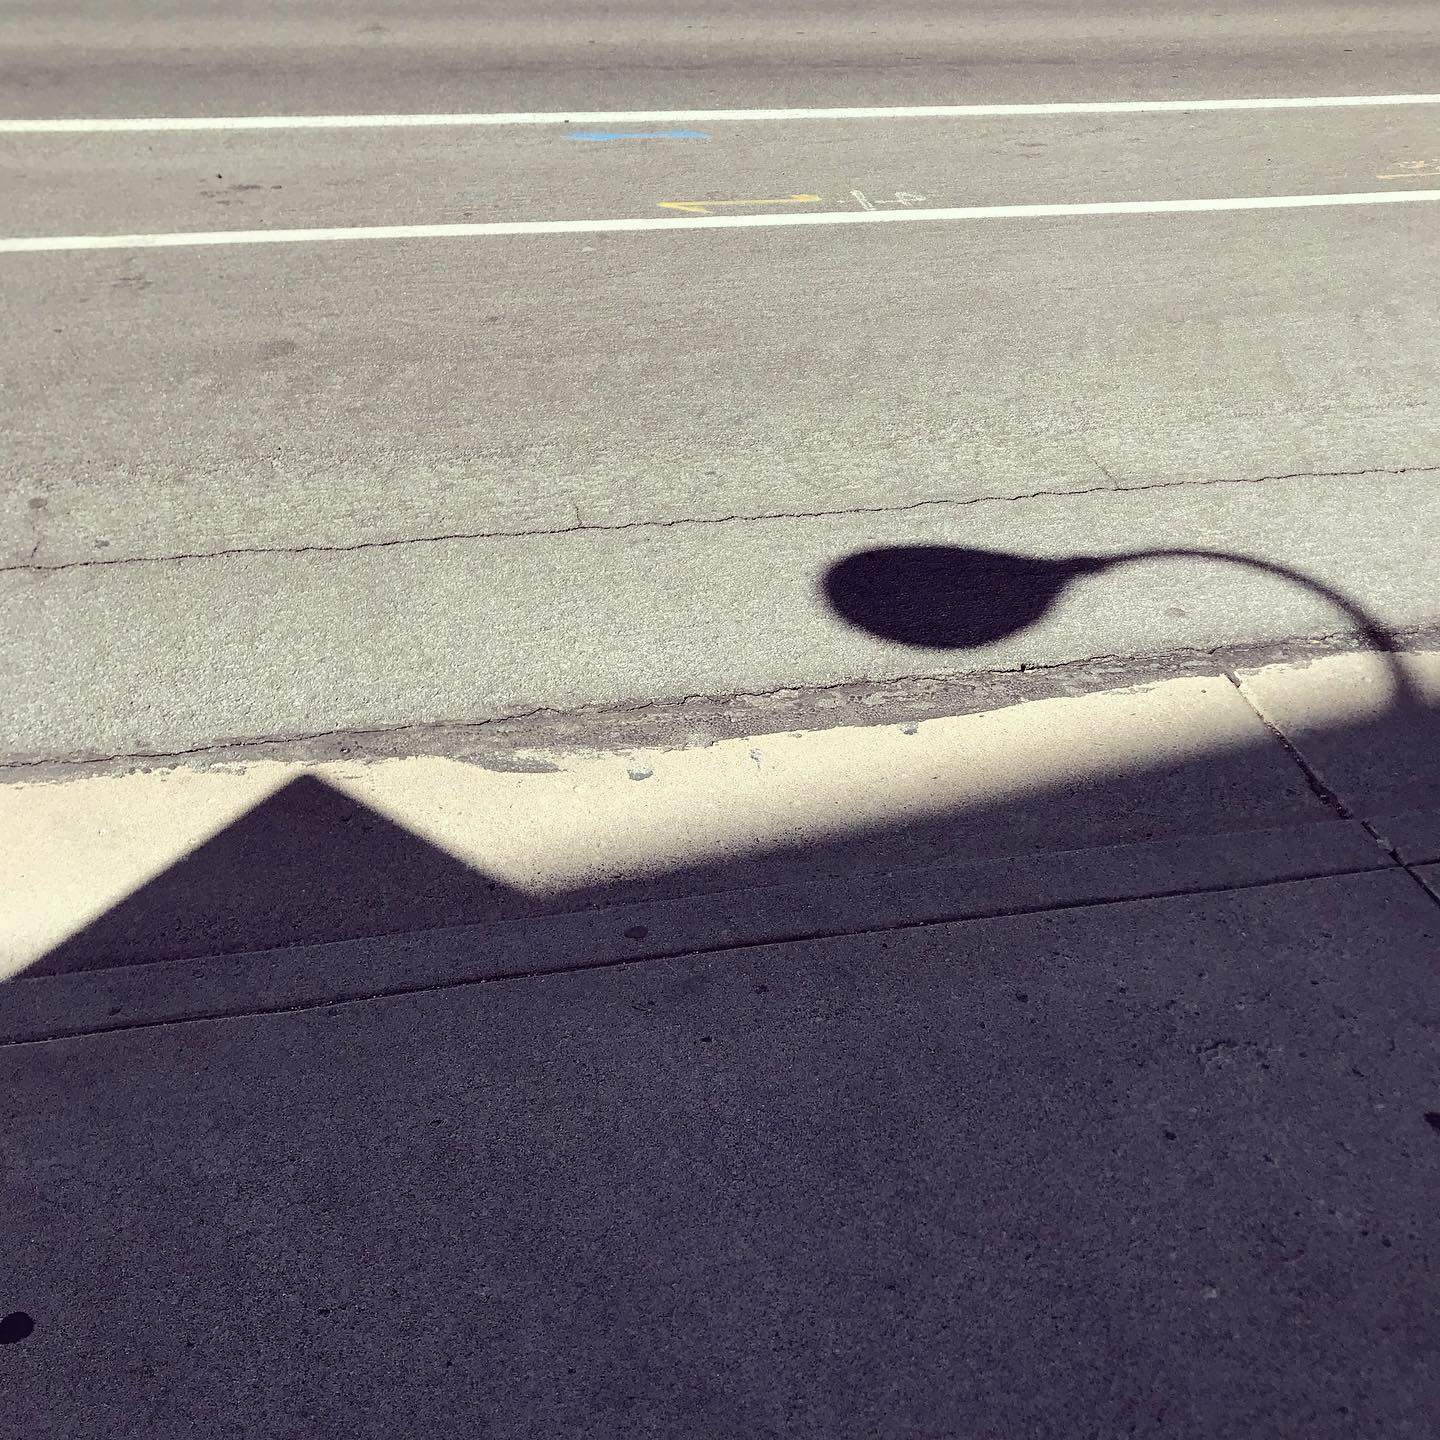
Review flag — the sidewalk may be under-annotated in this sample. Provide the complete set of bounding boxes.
[4,650,1439,1435]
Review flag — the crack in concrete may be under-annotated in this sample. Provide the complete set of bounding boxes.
[1224,667,1356,821]
[24,494,47,565]
[1084,450,1119,486]
[4,463,1437,576]
[1228,664,1440,914]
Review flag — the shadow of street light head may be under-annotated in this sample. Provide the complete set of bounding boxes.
[822,544,1111,649]
[822,539,1414,711]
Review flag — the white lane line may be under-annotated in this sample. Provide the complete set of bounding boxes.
[4,190,1438,253]
[5,94,1440,132]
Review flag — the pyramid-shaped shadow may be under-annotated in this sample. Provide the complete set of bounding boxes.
[31,700,1440,982]
[25,682,1440,986]
[32,774,522,977]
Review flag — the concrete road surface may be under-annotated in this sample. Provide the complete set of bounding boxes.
[3,2,1439,765]
[6,11,1440,1431]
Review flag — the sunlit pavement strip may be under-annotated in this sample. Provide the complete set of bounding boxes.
[3,676,1251,976]
[5,654,1438,981]
[4,189,1439,253]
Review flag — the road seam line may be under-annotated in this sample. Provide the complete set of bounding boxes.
[8,464,1438,577]
[1223,669,1357,823]
[1229,667,1440,911]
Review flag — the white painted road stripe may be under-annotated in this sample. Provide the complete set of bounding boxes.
[3,190,1439,254]
[5,94,1440,132]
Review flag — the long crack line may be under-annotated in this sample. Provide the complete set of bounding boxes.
[6,462,1437,576]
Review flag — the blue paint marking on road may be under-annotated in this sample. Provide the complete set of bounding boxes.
[565,129,711,142]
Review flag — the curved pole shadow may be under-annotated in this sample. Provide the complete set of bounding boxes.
[823,544,1416,710]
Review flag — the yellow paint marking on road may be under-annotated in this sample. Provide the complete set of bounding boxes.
[1377,159,1440,179]
[658,193,822,215]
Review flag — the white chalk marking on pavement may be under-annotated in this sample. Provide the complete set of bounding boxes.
[4,94,1440,132]
[4,190,1439,254]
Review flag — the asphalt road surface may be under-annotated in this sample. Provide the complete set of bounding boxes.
[4,2,1440,764]
[7,0,1440,115]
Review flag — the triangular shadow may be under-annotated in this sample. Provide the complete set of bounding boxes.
[31,774,525,977]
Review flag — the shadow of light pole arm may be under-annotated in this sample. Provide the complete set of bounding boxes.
[822,542,1415,711]
[1102,547,1417,711]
